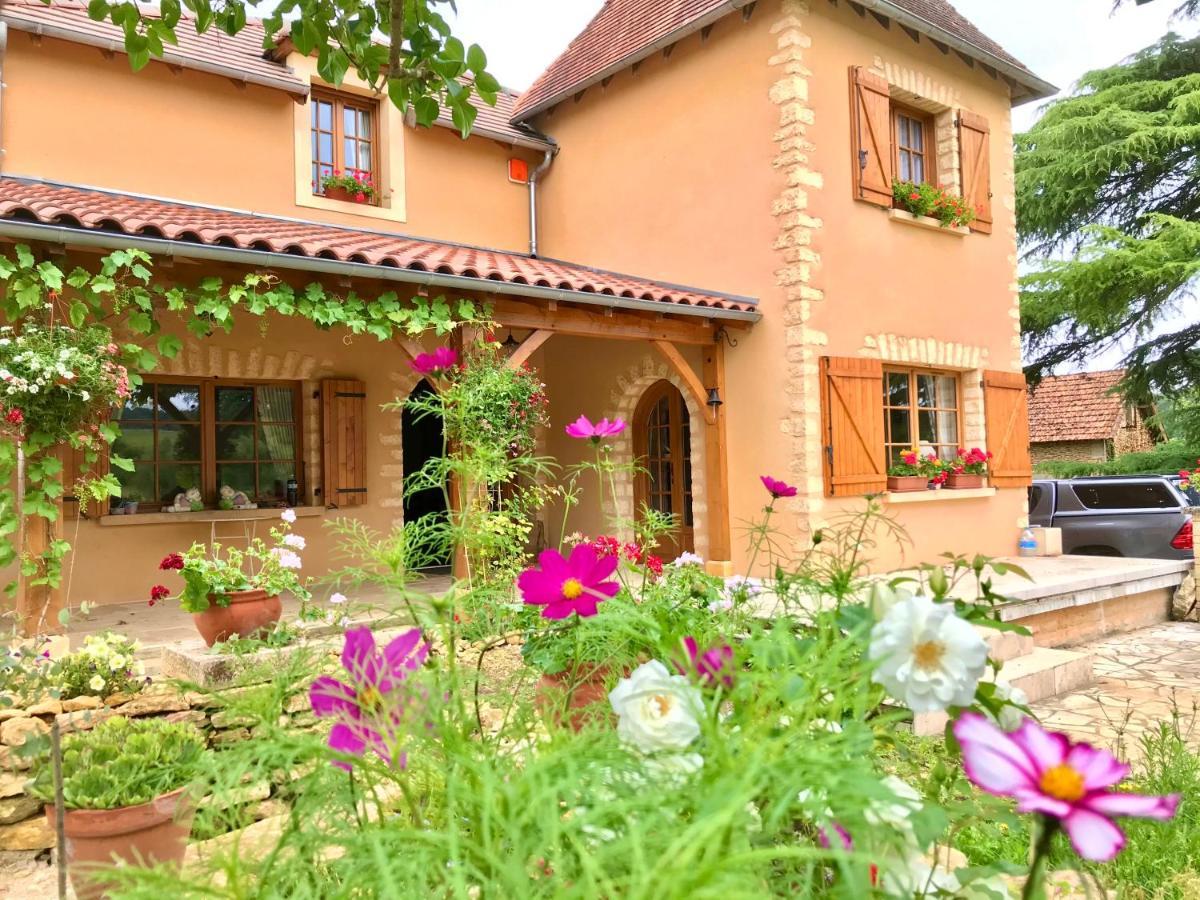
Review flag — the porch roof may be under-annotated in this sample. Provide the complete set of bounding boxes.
[0,177,759,321]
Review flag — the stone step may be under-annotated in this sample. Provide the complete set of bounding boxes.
[983,626,1036,663]
[912,646,1094,736]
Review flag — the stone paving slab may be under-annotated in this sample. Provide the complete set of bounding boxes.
[1031,621,1200,760]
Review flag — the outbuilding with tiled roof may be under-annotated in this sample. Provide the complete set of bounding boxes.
[1028,370,1165,465]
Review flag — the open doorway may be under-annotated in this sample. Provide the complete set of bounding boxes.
[402,379,450,571]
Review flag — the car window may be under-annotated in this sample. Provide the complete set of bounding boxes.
[1070,482,1181,510]
[1028,485,1043,511]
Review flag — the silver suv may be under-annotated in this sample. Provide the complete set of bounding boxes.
[1029,476,1194,560]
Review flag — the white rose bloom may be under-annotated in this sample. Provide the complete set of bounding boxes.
[865,776,923,847]
[869,594,987,713]
[88,674,106,693]
[608,660,703,754]
[880,855,961,898]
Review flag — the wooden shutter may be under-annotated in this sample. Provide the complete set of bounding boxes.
[958,110,992,233]
[849,66,893,208]
[982,370,1033,488]
[321,379,368,508]
[62,442,109,520]
[821,357,887,496]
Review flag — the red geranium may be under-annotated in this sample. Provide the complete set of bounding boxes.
[148,584,170,606]
[159,552,185,571]
[4,408,24,426]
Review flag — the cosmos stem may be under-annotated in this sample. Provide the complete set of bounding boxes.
[1022,816,1059,900]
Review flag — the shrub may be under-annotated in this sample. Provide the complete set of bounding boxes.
[30,716,206,810]
[1034,439,1200,478]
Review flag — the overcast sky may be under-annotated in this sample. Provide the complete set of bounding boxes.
[448,0,1192,129]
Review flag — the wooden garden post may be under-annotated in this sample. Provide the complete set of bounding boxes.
[703,341,732,576]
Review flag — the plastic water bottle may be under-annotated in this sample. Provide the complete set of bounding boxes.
[1018,527,1038,558]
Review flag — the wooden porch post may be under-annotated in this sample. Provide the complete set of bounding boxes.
[702,341,732,575]
[17,447,65,637]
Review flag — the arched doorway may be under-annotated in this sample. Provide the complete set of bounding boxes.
[633,380,695,558]
[402,380,450,570]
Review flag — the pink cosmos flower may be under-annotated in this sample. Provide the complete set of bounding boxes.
[565,414,627,442]
[954,712,1179,861]
[760,475,798,499]
[309,626,429,770]
[818,823,853,852]
[678,636,735,689]
[517,544,620,620]
[409,346,458,377]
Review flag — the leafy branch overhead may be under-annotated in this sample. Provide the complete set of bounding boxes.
[73,0,500,136]
[1016,28,1200,399]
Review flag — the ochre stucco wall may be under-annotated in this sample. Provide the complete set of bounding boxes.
[531,0,1029,572]
[1,33,537,252]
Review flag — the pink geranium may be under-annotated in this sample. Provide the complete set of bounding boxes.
[760,475,798,499]
[409,346,458,377]
[309,626,429,770]
[565,414,627,442]
[954,712,1178,861]
[517,544,620,620]
[678,636,735,689]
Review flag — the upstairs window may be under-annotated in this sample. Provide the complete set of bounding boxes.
[311,90,377,199]
[893,106,933,185]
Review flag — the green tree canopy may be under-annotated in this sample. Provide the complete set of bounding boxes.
[73,0,499,135]
[1016,27,1200,402]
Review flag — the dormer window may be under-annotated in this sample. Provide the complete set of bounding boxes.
[310,89,377,200]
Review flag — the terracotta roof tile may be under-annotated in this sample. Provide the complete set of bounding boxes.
[0,178,757,314]
[512,0,1046,121]
[1,2,553,149]
[1,0,306,93]
[1028,370,1128,444]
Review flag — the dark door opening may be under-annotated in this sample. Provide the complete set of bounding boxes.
[402,380,450,570]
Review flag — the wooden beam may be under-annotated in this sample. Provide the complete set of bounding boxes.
[702,341,731,564]
[492,298,719,345]
[900,23,921,43]
[651,340,713,425]
[505,329,553,370]
[869,10,891,28]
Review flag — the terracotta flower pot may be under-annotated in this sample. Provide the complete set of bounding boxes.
[48,788,194,900]
[945,472,984,489]
[887,475,928,493]
[192,589,282,647]
[537,664,620,732]
[321,184,354,203]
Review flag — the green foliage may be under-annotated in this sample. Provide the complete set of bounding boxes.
[75,0,499,138]
[30,715,206,811]
[1033,438,1200,477]
[1016,32,1200,396]
[54,631,146,700]
[0,244,480,630]
[891,180,975,228]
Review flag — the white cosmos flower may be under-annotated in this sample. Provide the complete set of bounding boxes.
[869,594,987,713]
[880,855,960,898]
[608,660,703,754]
[866,776,923,847]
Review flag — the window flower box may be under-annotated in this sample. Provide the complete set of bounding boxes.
[945,473,984,490]
[888,208,969,236]
[887,475,928,493]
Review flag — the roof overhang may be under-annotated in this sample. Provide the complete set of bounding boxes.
[0,217,760,326]
[512,0,1056,122]
[0,13,310,98]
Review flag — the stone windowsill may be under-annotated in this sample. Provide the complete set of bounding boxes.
[888,208,970,236]
[885,487,996,504]
[98,506,325,527]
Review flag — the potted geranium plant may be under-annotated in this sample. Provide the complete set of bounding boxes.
[886,448,940,492]
[947,447,992,489]
[319,169,375,204]
[149,510,311,646]
[31,716,206,900]
[892,180,976,229]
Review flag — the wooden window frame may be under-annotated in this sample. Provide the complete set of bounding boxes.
[890,103,935,188]
[310,88,380,203]
[882,367,962,467]
[113,376,305,513]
